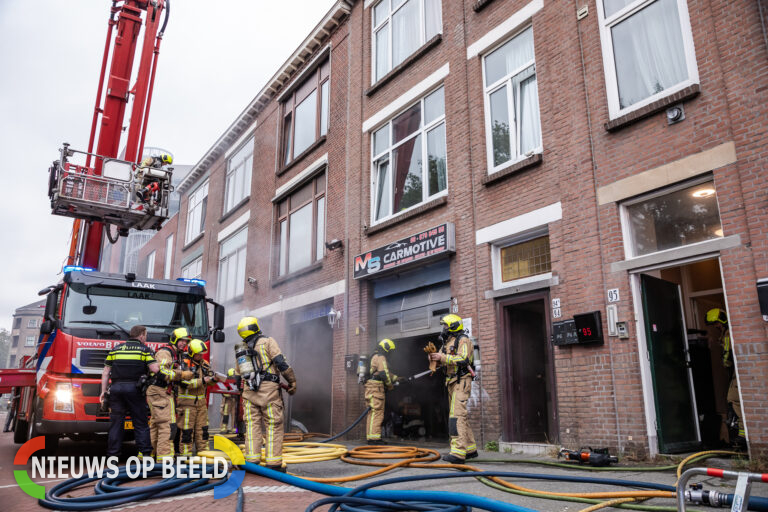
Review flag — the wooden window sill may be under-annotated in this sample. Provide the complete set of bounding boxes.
[605,84,700,132]
[271,259,323,287]
[482,153,542,186]
[277,136,327,176]
[364,195,447,236]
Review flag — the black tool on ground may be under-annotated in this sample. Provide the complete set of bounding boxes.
[559,447,618,467]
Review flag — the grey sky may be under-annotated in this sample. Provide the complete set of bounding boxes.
[0,0,335,331]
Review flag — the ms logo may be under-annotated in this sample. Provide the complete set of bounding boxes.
[213,435,246,499]
[14,436,46,499]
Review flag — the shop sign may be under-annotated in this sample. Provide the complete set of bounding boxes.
[353,223,455,279]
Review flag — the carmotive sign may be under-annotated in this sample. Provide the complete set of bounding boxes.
[354,223,455,279]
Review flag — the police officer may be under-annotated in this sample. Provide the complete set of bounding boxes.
[365,339,398,445]
[177,339,218,456]
[219,368,239,434]
[706,308,745,448]
[146,328,194,462]
[235,317,296,471]
[100,325,176,458]
[428,314,477,463]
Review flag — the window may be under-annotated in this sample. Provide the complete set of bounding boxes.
[25,335,36,347]
[483,26,541,173]
[224,138,253,212]
[281,59,330,165]
[185,181,209,244]
[276,174,326,276]
[218,228,247,302]
[9,355,15,368]
[597,0,698,117]
[371,86,446,222]
[14,317,21,329]
[27,318,37,328]
[11,335,18,348]
[622,180,722,257]
[146,251,156,279]
[181,256,203,280]
[500,236,551,282]
[372,0,442,82]
[164,234,174,279]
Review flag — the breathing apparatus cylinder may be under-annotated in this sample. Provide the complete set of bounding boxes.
[357,355,368,384]
[235,342,255,377]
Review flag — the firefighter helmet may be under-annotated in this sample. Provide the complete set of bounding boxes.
[170,327,191,346]
[440,314,464,333]
[237,316,261,339]
[227,368,235,377]
[187,339,208,357]
[378,339,396,353]
[159,153,173,165]
[706,308,728,325]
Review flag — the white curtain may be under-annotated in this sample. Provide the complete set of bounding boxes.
[424,0,441,40]
[519,73,541,155]
[392,0,419,67]
[612,0,687,109]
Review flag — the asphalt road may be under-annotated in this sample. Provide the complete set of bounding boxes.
[1,411,766,511]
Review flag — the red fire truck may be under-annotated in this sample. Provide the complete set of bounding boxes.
[0,1,226,451]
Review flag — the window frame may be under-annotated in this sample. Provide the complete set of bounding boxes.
[181,256,203,280]
[185,180,209,244]
[280,59,330,166]
[596,0,699,120]
[275,173,327,278]
[481,25,542,175]
[25,335,36,347]
[371,0,442,83]
[619,176,721,259]
[370,85,448,225]
[163,234,174,279]
[491,228,552,291]
[217,227,248,303]
[224,137,254,214]
[27,318,37,328]
[146,251,156,279]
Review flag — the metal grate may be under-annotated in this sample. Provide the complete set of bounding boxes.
[80,383,102,397]
[84,403,109,418]
[59,170,131,208]
[501,236,551,282]
[79,349,110,369]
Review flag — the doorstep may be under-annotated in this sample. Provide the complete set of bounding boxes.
[499,441,556,456]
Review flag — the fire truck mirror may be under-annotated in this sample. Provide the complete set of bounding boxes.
[212,330,225,343]
[213,304,225,331]
[40,320,54,335]
[83,305,97,315]
[44,290,58,321]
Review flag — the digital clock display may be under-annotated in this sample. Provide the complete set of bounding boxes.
[573,311,604,345]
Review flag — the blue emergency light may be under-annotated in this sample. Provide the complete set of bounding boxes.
[176,277,206,286]
[63,265,95,273]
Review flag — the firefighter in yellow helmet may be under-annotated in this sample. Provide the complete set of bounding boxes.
[234,316,297,471]
[176,339,219,455]
[364,339,398,445]
[146,327,195,462]
[219,368,239,434]
[706,308,745,448]
[428,314,477,463]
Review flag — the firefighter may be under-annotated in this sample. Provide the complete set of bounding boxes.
[176,339,217,456]
[146,328,195,462]
[219,368,239,434]
[706,308,745,448]
[235,316,297,471]
[100,325,174,458]
[428,314,477,463]
[364,339,398,445]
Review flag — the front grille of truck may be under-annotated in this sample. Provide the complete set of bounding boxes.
[79,349,110,368]
[80,383,102,397]
[84,403,109,418]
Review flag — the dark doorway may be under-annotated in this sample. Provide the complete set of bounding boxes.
[379,334,448,442]
[497,292,556,443]
[640,274,701,453]
[288,317,333,434]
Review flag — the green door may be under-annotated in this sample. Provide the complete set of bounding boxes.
[640,274,701,453]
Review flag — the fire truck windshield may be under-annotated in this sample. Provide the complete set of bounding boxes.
[62,284,208,338]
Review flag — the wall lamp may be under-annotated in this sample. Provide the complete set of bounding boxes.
[325,239,343,251]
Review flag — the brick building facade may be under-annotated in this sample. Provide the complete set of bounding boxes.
[7,300,45,369]
[138,0,768,457]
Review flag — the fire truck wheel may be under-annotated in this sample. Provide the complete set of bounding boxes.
[28,399,59,454]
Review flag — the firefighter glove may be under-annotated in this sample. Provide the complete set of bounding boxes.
[181,370,195,380]
[283,367,297,395]
[428,352,446,363]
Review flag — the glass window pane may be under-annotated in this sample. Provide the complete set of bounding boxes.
[316,173,326,194]
[294,89,318,156]
[626,182,722,256]
[501,236,551,282]
[288,203,313,272]
[373,126,390,156]
[283,113,293,164]
[279,220,288,276]
[235,247,246,297]
[278,198,288,217]
[320,81,329,137]
[427,123,447,197]
[221,228,247,256]
[164,234,173,279]
[393,133,422,212]
[489,86,511,167]
[424,86,444,125]
[611,0,687,109]
[226,255,236,299]
[604,0,635,18]
[374,0,389,27]
[375,159,391,220]
[375,24,389,81]
[484,26,534,87]
[392,0,420,68]
[424,0,441,39]
[320,58,330,80]
[393,102,421,143]
[291,181,313,209]
[316,196,325,261]
[519,74,541,155]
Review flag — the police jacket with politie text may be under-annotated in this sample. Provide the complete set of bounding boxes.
[105,339,157,382]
